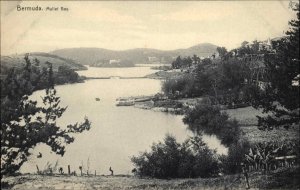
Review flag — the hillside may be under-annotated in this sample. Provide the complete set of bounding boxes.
[0,52,87,73]
[50,43,218,65]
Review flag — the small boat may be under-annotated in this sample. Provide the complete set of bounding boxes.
[95,98,100,101]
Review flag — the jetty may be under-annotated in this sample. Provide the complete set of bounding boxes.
[116,95,154,106]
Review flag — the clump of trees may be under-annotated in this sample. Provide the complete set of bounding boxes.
[132,100,245,178]
[55,65,83,84]
[162,74,196,98]
[1,55,91,176]
[163,57,252,106]
[131,134,219,178]
[183,100,240,147]
[171,56,193,69]
[250,4,299,130]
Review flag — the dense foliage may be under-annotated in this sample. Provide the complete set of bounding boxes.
[163,55,252,107]
[0,55,91,176]
[183,102,240,147]
[220,138,250,174]
[162,74,196,98]
[171,56,193,69]
[250,4,299,130]
[131,135,219,178]
[243,141,299,171]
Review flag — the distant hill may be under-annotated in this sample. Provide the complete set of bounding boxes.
[50,43,218,66]
[0,52,87,72]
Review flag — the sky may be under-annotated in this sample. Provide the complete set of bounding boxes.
[1,0,298,55]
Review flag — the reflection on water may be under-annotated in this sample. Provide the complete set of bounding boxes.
[20,66,227,175]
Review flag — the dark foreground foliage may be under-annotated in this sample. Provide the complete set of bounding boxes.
[131,135,219,179]
[1,55,91,176]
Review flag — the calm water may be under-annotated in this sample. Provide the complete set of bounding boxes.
[20,66,227,175]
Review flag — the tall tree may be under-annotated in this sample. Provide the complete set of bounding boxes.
[171,56,183,69]
[1,55,91,176]
[252,4,299,130]
[192,54,201,65]
[216,47,228,59]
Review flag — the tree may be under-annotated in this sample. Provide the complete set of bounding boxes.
[216,47,228,59]
[183,102,240,146]
[241,41,249,47]
[193,61,223,99]
[56,65,80,84]
[251,40,260,53]
[171,56,183,69]
[252,4,299,130]
[182,56,193,68]
[192,54,201,65]
[162,74,196,98]
[1,55,91,176]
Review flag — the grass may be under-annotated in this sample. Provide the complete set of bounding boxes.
[222,106,299,143]
[2,167,299,189]
[223,106,267,126]
[240,125,299,143]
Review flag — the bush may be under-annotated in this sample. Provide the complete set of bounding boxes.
[183,102,240,146]
[131,134,219,179]
[220,138,250,174]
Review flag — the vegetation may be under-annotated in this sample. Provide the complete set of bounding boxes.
[0,55,84,90]
[216,46,228,59]
[55,65,83,84]
[183,102,240,147]
[220,138,250,174]
[171,56,193,69]
[135,6,299,181]
[249,4,299,130]
[1,166,299,190]
[131,135,219,179]
[1,55,91,176]
[162,74,196,98]
[162,5,299,132]
[244,141,299,172]
[0,53,87,72]
[163,54,252,107]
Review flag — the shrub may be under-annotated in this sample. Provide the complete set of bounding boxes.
[183,102,240,147]
[131,134,219,179]
[220,138,250,174]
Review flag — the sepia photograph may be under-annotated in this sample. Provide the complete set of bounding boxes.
[1,0,299,189]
